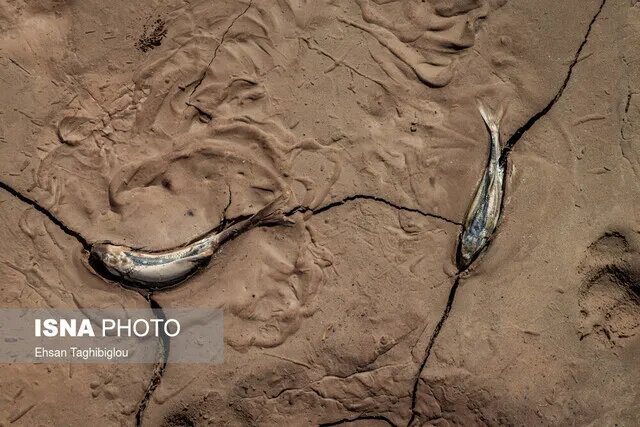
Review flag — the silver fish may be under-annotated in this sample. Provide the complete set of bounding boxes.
[90,193,288,289]
[457,102,506,270]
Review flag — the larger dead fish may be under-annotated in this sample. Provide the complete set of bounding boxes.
[90,193,288,289]
[457,102,506,270]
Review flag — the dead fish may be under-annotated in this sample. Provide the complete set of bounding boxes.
[90,193,289,289]
[457,102,506,270]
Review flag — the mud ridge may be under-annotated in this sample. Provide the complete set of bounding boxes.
[500,0,608,160]
[135,296,170,427]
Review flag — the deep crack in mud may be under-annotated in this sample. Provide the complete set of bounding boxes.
[407,276,461,426]
[308,194,462,226]
[320,414,398,427]
[135,297,170,427]
[0,180,90,251]
[500,0,607,160]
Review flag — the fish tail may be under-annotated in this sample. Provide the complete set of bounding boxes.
[251,189,291,223]
[217,190,292,243]
[477,100,504,135]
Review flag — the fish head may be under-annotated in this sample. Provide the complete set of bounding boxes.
[90,243,136,276]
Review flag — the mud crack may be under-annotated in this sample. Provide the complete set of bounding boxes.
[300,37,386,89]
[320,415,398,427]
[135,296,170,427]
[406,276,460,425]
[500,0,607,161]
[295,194,462,227]
[188,0,254,97]
[0,180,90,251]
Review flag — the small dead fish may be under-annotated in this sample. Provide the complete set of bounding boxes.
[457,102,506,270]
[90,193,289,289]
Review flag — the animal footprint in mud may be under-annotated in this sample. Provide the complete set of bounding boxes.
[578,230,640,347]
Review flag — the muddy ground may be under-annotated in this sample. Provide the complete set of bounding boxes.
[0,0,639,425]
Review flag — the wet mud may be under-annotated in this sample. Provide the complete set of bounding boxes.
[1,0,639,425]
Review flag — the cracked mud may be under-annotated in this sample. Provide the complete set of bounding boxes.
[1,0,640,426]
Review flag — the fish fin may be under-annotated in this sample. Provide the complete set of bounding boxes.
[477,100,505,134]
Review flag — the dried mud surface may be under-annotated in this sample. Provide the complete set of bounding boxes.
[1,0,639,425]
